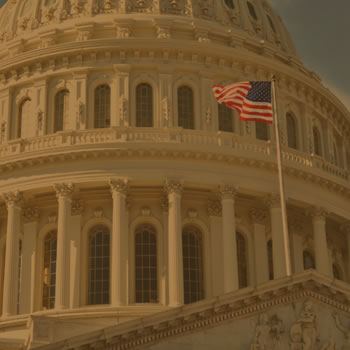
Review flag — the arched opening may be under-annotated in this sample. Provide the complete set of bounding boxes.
[182,226,203,304]
[54,89,69,133]
[135,224,158,303]
[88,225,110,305]
[236,232,248,288]
[286,112,298,149]
[94,85,111,128]
[267,239,273,280]
[17,98,32,138]
[42,230,57,310]
[218,103,234,132]
[136,83,153,127]
[303,250,315,270]
[178,86,194,129]
[313,126,322,156]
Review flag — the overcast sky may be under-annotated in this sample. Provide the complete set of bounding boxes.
[269,0,350,111]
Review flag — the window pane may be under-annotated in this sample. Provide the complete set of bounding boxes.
[218,104,234,132]
[182,226,203,304]
[136,83,153,127]
[256,121,269,141]
[54,90,69,132]
[43,231,57,310]
[135,224,158,303]
[94,85,111,128]
[236,232,248,288]
[88,225,110,305]
[178,86,194,129]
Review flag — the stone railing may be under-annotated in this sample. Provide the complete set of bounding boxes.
[0,128,348,183]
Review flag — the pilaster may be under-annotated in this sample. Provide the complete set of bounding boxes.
[114,64,131,127]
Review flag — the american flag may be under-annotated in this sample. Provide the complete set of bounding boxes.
[212,81,273,124]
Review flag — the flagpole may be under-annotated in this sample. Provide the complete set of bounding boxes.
[271,75,292,277]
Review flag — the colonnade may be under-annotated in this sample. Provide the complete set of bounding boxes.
[0,180,346,318]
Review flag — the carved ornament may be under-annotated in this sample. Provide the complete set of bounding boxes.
[250,208,268,224]
[2,191,23,207]
[109,179,128,195]
[71,200,84,215]
[207,199,222,217]
[220,185,236,199]
[22,206,40,222]
[54,183,74,198]
[164,180,183,195]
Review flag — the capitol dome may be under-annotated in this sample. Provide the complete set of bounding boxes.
[0,1,349,349]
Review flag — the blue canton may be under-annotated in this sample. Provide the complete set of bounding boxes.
[246,81,272,103]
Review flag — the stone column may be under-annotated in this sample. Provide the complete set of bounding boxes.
[54,183,73,310]
[267,194,290,279]
[72,71,88,130]
[289,222,304,274]
[2,191,22,318]
[250,208,269,285]
[114,64,130,127]
[70,200,84,309]
[109,179,128,306]
[165,180,184,306]
[221,185,239,292]
[342,224,350,282]
[160,194,169,305]
[20,207,40,314]
[312,207,330,276]
[208,199,223,296]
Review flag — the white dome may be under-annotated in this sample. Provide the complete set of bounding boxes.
[0,0,297,56]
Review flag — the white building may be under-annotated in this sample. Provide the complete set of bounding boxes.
[0,0,349,349]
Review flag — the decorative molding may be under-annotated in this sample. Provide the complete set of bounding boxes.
[93,207,104,218]
[2,191,23,207]
[250,207,268,224]
[71,200,84,216]
[109,178,128,195]
[207,199,222,217]
[187,208,198,219]
[265,194,281,209]
[164,180,183,195]
[54,183,74,198]
[22,206,40,222]
[220,184,237,200]
[48,213,57,224]
[140,206,151,216]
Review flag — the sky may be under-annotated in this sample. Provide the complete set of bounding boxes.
[269,0,350,111]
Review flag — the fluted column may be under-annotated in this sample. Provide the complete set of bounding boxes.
[2,191,22,318]
[70,200,84,309]
[250,208,269,285]
[165,180,184,306]
[221,185,239,292]
[54,183,73,310]
[312,207,330,276]
[109,179,128,306]
[160,194,169,305]
[20,207,40,314]
[267,195,290,279]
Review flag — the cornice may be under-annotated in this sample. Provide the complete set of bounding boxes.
[34,271,350,350]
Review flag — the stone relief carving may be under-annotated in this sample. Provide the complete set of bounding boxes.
[37,107,44,134]
[290,301,319,350]
[76,98,85,127]
[71,199,84,215]
[109,178,128,194]
[127,0,158,13]
[161,97,170,125]
[251,313,284,350]
[22,206,40,222]
[207,199,222,217]
[160,0,186,15]
[333,313,350,350]
[119,95,129,125]
[205,104,212,125]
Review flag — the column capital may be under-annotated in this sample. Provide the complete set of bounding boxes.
[2,191,23,208]
[22,206,40,223]
[220,184,237,200]
[160,194,169,213]
[164,179,183,195]
[249,207,268,224]
[109,178,128,195]
[54,183,74,198]
[207,199,222,217]
[264,194,281,209]
[309,206,328,220]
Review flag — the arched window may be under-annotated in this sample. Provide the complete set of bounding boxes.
[303,250,315,270]
[54,90,69,133]
[17,98,32,138]
[247,2,258,20]
[135,224,158,303]
[236,232,248,288]
[333,264,342,280]
[267,239,273,280]
[256,122,269,141]
[17,240,22,314]
[88,226,110,305]
[43,230,57,310]
[286,113,297,149]
[94,85,111,128]
[178,86,194,130]
[224,0,235,9]
[182,226,203,304]
[218,103,234,132]
[267,15,276,33]
[313,126,322,156]
[136,83,153,127]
